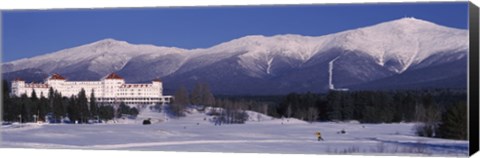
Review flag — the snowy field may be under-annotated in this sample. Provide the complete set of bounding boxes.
[1,108,468,157]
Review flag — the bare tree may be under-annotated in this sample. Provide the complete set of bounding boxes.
[414,104,441,137]
[191,83,202,105]
[171,86,189,117]
[191,82,216,106]
[307,107,319,123]
[286,104,292,118]
[204,91,216,107]
[262,104,269,115]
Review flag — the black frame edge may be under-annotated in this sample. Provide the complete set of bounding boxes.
[469,1,480,156]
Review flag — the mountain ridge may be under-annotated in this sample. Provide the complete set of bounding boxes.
[2,17,468,94]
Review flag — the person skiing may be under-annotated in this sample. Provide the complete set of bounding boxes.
[315,131,324,141]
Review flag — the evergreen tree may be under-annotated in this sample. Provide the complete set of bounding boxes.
[8,96,22,122]
[67,95,80,123]
[391,92,405,122]
[98,105,115,122]
[437,101,467,140]
[77,88,89,123]
[52,90,65,123]
[376,92,394,123]
[361,105,378,123]
[117,102,128,118]
[48,87,54,111]
[20,102,28,123]
[2,80,12,121]
[89,89,98,120]
[2,80,8,96]
[340,94,354,120]
[130,107,139,116]
[327,91,342,121]
[316,96,329,121]
[38,93,49,122]
[19,94,32,122]
[31,89,38,101]
[115,102,139,118]
[30,89,39,122]
[402,92,418,122]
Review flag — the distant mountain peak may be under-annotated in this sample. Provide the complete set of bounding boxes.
[394,17,430,23]
[96,38,126,43]
[88,38,130,48]
[386,17,434,24]
[363,17,459,33]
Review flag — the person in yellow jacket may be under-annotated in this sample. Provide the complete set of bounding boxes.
[315,131,324,141]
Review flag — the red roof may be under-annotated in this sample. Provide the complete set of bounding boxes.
[152,78,162,82]
[14,78,24,81]
[105,73,124,80]
[50,73,66,80]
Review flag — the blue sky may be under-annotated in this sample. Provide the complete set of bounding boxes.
[2,2,468,62]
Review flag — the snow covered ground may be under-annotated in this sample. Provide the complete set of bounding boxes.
[0,107,468,157]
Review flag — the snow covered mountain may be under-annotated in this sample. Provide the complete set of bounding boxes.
[2,17,468,94]
[3,39,187,81]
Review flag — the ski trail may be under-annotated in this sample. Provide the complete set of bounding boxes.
[266,58,274,74]
[328,56,341,90]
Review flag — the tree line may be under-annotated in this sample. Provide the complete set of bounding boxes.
[2,80,139,124]
[170,82,467,140]
[170,83,468,140]
[273,90,467,140]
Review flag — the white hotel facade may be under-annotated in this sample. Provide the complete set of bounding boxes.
[10,73,172,105]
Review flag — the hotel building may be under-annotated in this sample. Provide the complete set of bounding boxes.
[10,73,172,105]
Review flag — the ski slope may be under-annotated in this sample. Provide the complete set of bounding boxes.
[0,107,468,156]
